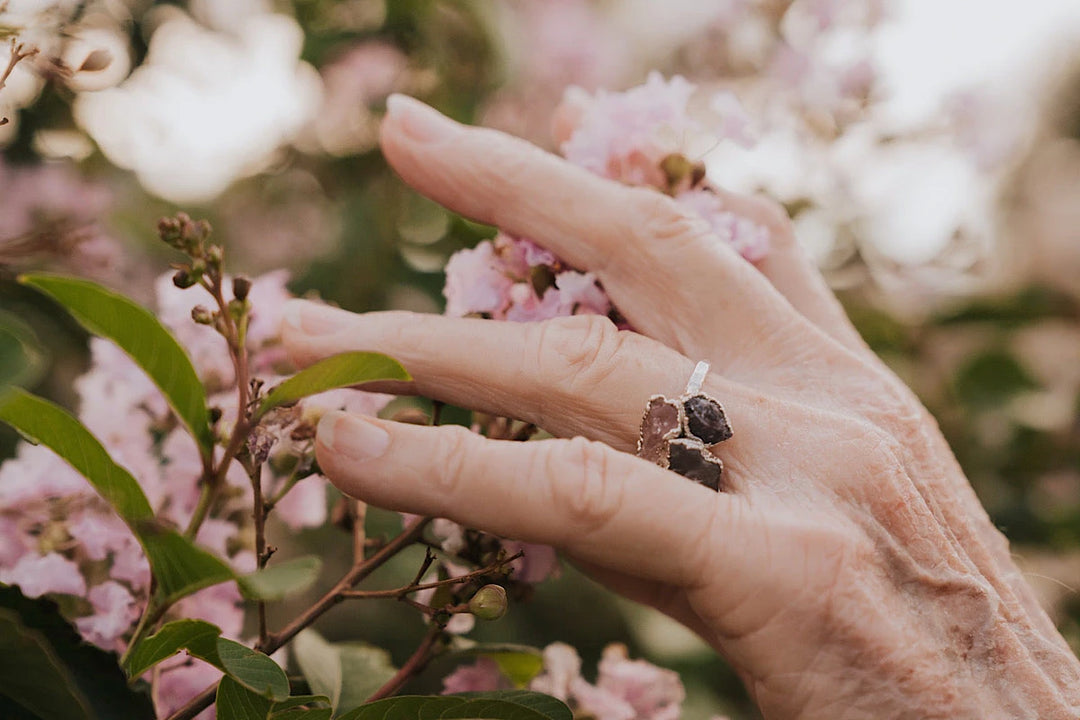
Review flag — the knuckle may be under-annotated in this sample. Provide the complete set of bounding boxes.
[532,315,626,394]
[432,425,475,495]
[545,436,623,536]
[634,190,712,248]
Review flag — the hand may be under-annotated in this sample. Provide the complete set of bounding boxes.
[282,96,1080,719]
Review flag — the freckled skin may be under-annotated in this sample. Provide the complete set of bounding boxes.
[289,97,1080,719]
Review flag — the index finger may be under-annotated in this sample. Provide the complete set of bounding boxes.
[380,95,802,360]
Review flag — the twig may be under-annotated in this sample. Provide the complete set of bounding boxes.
[1,39,39,125]
[364,624,443,702]
[340,551,521,601]
[163,517,434,720]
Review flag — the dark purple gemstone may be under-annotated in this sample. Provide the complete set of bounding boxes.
[683,394,732,445]
[667,439,723,491]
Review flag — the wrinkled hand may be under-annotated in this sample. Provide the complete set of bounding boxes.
[282,96,1080,719]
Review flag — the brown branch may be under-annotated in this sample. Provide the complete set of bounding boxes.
[340,551,521,601]
[166,517,433,720]
[364,624,443,702]
[0,39,39,125]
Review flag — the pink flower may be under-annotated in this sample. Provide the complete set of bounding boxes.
[590,644,684,720]
[76,581,139,650]
[560,72,698,187]
[441,657,509,694]
[529,643,583,701]
[528,643,685,720]
[274,476,328,531]
[0,553,87,598]
[443,240,514,317]
[675,189,771,262]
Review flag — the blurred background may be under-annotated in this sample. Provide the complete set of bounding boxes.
[1,1,1079,717]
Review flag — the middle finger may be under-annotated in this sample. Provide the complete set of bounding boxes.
[282,302,765,453]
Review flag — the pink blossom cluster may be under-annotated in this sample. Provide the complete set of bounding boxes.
[444,73,770,323]
[0,270,382,717]
[443,643,685,720]
[0,158,121,279]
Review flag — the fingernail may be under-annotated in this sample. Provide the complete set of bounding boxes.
[318,412,390,461]
[283,300,343,337]
[386,94,458,144]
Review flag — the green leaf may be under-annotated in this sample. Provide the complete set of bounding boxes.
[0,390,234,602]
[217,676,273,720]
[337,693,570,720]
[0,607,93,720]
[122,619,221,678]
[238,556,322,601]
[336,697,464,720]
[450,644,544,688]
[451,691,572,720]
[19,274,214,456]
[953,350,1041,409]
[293,629,397,714]
[0,388,153,520]
[0,312,44,395]
[273,709,333,720]
[137,521,236,604]
[271,696,332,713]
[191,638,290,702]
[0,585,155,720]
[257,352,409,418]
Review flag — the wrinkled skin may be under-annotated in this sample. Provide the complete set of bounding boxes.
[283,96,1080,719]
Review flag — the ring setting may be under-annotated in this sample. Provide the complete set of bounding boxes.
[636,361,732,491]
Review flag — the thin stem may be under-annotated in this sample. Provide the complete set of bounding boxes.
[351,499,367,561]
[339,551,521,601]
[183,483,215,539]
[166,517,433,720]
[262,516,432,653]
[364,624,443,702]
[120,595,164,669]
[250,461,269,647]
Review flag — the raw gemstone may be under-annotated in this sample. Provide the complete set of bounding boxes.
[682,394,733,444]
[667,438,723,491]
[637,395,682,465]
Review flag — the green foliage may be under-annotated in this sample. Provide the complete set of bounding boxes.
[121,619,221,679]
[217,676,274,720]
[257,351,410,418]
[0,585,154,720]
[0,313,44,395]
[0,389,234,602]
[953,349,1040,409]
[193,639,291,702]
[449,644,544,688]
[238,556,323,601]
[217,680,334,720]
[337,692,572,720]
[19,274,215,456]
[292,629,398,715]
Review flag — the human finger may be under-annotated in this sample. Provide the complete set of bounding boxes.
[380,94,807,365]
[282,300,761,452]
[706,186,871,355]
[315,411,757,588]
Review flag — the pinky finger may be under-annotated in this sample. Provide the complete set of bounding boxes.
[315,411,754,591]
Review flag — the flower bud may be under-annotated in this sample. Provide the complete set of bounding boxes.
[206,245,224,269]
[191,305,214,325]
[233,276,252,302]
[172,269,196,289]
[468,584,508,621]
